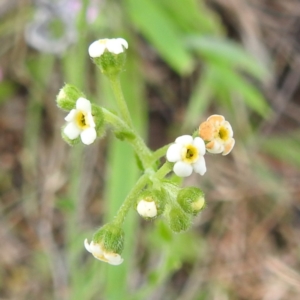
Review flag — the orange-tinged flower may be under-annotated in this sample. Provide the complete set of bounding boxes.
[199,115,235,155]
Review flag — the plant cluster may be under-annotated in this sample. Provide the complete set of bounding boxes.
[56,38,235,265]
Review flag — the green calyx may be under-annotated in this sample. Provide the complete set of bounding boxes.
[91,104,105,137]
[177,187,205,216]
[92,51,126,78]
[93,223,124,254]
[168,207,192,233]
[56,84,85,111]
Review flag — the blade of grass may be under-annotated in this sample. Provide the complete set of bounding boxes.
[125,0,194,74]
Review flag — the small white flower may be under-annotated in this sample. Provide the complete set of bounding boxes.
[137,199,157,218]
[88,38,128,58]
[84,239,123,265]
[166,135,206,177]
[63,97,96,145]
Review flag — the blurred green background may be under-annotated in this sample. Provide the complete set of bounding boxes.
[1,0,300,299]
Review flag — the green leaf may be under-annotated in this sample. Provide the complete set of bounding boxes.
[125,0,194,74]
[209,65,271,117]
[183,68,214,130]
[261,132,300,168]
[160,0,222,35]
[186,36,269,79]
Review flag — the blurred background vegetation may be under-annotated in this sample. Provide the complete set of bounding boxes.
[1,0,300,299]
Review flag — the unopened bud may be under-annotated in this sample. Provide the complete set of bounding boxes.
[137,199,157,218]
[136,189,166,219]
[56,84,85,111]
[84,223,124,265]
[177,187,205,216]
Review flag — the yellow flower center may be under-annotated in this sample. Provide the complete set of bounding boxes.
[76,111,89,129]
[182,144,199,163]
[218,126,230,141]
[99,39,108,45]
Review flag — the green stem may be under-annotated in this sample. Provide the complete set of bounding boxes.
[114,174,149,226]
[155,161,173,179]
[151,144,170,164]
[102,108,153,168]
[113,162,173,226]
[109,76,133,128]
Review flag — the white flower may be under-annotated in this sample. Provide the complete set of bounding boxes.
[84,239,123,265]
[63,97,96,145]
[166,135,206,177]
[88,38,128,58]
[137,199,157,218]
[199,115,235,155]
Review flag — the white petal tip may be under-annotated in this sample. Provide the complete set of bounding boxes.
[80,128,97,145]
[173,162,193,177]
[118,38,128,49]
[84,239,91,252]
[107,255,124,265]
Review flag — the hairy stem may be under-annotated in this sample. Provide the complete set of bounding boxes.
[109,76,133,128]
[102,108,153,168]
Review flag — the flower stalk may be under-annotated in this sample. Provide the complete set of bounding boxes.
[109,75,133,128]
[102,108,152,169]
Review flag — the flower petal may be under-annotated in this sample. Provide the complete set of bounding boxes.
[80,127,97,145]
[223,138,235,155]
[223,121,233,137]
[107,39,123,54]
[117,38,128,49]
[206,140,224,154]
[84,239,92,253]
[193,156,207,175]
[76,97,91,112]
[175,135,193,146]
[104,252,124,265]
[193,137,206,155]
[88,40,106,57]
[166,144,182,162]
[65,109,76,122]
[173,161,193,177]
[90,242,104,257]
[199,121,214,141]
[207,114,225,124]
[64,122,81,140]
[86,112,96,128]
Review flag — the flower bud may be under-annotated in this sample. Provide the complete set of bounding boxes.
[56,84,85,111]
[136,189,166,219]
[177,187,205,216]
[88,38,128,78]
[84,223,124,265]
[168,207,192,233]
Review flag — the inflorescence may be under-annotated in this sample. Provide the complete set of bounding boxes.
[56,38,235,265]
